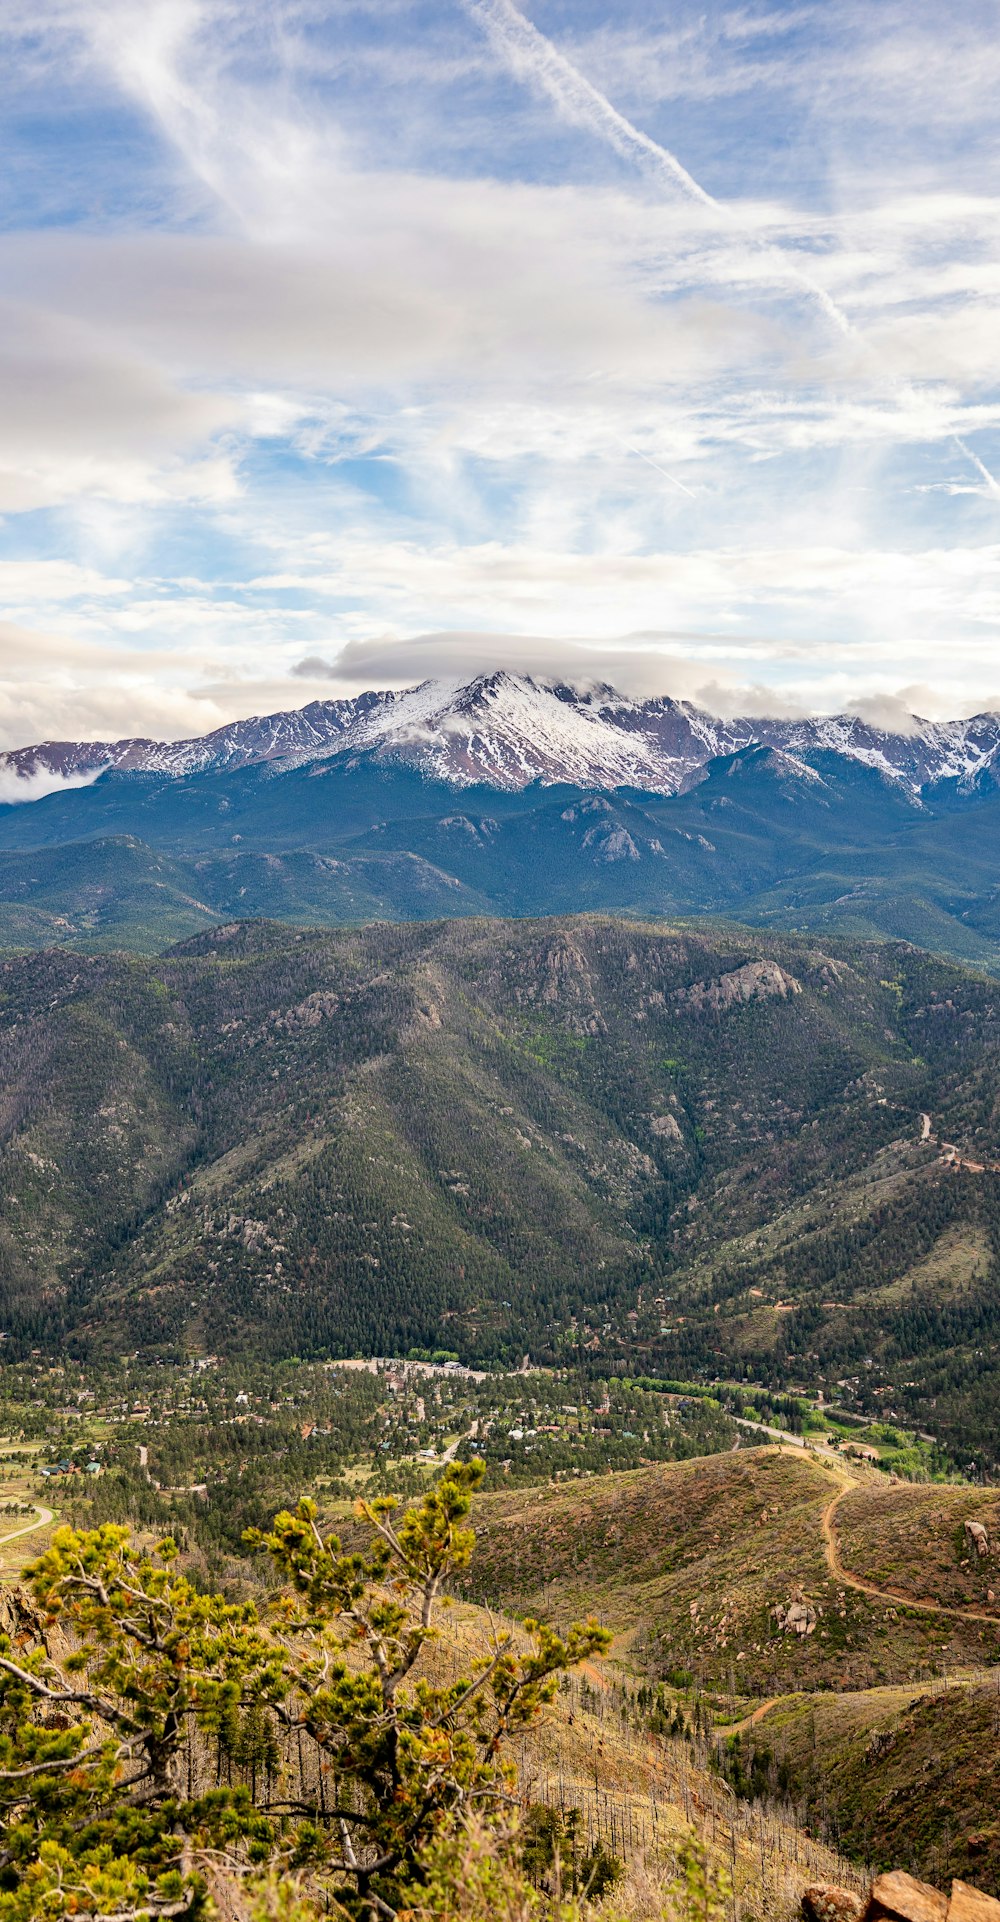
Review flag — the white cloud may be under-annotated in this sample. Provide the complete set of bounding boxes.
[0,763,107,805]
[0,0,997,740]
[0,298,241,511]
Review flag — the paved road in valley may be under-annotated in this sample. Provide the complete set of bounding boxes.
[0,1504,55,1549]
[441,1419,479,1464]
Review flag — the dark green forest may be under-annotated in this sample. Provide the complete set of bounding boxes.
[0,913,998,1458]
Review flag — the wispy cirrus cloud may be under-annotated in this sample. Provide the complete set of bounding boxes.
[0,0,997,748]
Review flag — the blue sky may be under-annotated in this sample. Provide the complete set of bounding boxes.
[0,0,999,747]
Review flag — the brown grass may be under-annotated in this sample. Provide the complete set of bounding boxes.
[461,1450,1000,1694]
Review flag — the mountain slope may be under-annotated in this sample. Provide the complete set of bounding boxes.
[463,1450,1000,1692]
[726,1673,1000,1892]
[3,675,1000,973]
[0,835,489,952]
[1,744,999,971]
[1,914,999,1457]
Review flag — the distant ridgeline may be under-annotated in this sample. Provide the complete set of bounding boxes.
[3,676,1000,966]
[1,914,999,1462]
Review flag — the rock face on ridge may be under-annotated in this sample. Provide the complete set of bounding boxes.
[674,958,802,1015]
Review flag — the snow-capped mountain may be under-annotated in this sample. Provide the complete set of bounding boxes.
[2,672,999,800]
[0,691,395,784]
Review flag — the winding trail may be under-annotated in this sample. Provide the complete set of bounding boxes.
[716,1475,1000,1744]
[720,1422,1000,1752]
[0,1503,54,1549]
[735,1417,1000,1624]
[820,1482,1000,1626]
[719,1695,785,1739]
[719,1278,1000,1738]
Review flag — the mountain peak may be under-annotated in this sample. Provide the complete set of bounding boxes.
[1,672,999,803]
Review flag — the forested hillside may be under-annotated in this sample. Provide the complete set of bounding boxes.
[4,737,1000,969]
[1,914,999,1455]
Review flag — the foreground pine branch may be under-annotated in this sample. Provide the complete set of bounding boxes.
[0,1461,608,1922]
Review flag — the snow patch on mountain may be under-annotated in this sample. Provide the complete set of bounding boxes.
[2,672,999,801]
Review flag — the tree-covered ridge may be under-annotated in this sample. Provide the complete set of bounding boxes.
[1,915,999,1452]
[5,737,1000,972]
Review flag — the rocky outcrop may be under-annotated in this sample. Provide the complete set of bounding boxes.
[271,990,341,1032]
[804,1873,1000,1922]
[964,1520,990,1559]
[0,1581,68,1662]
[949,1884,1000,1922]
[802,1889,864,1922]
[864,1875,946,1922]
[774,1587,819,1635]
[513,933,608,1034]
[674,958,802,1016]
[0,1583,46,1645]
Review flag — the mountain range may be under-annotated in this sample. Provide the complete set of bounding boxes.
[6,671,1000,795]
[1,672,1000,966]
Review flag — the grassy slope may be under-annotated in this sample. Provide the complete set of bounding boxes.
[426,1592,860,1913]
[834,1482,1000,1612]
[462,1449,1000,1696]
[461,1447,1000,1890]
[735,1679,1000,1895]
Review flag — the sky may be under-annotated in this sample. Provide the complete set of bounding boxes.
[1,0,1000,748]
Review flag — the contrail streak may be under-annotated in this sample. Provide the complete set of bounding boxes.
[622,443,699,499]
[464,0,718,209]
[461,0,1000,508]
[954,437,1000,500]
[460,0,857,341]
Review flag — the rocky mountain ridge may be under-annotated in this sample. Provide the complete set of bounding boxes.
[3,672,1000,798]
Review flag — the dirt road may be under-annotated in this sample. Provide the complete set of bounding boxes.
[0,1503,55,1550]
[719,1695,786,1739]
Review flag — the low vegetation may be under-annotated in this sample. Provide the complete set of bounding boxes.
[720,1678,1000,1893]
[833,1482,1000,1613]
[463,1450,1000,1696]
